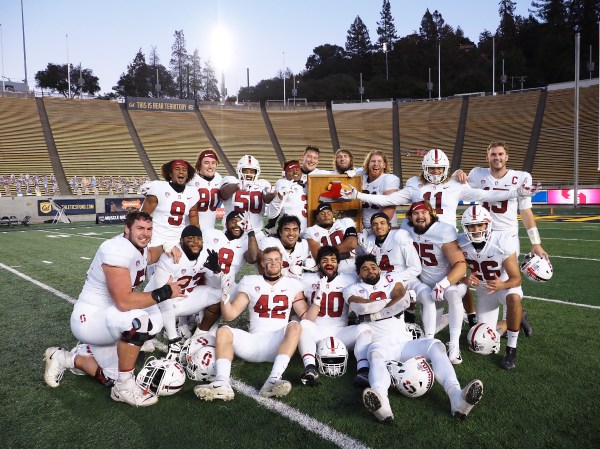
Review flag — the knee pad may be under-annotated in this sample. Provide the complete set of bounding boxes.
[120,315,152,346]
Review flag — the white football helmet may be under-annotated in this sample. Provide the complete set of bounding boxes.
[520,253,553,282]
[315,336,348,377]
[185,345,217,382]
[422,149,449,184]
[386,356,435,398]
[236,155,261,182]
[461,205,493,243]
[179,334,216,366]
[405,323,424,340]
[466,323,501,355]
[136,357,186,397]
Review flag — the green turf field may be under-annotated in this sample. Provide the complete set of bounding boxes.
[1,213,599,449]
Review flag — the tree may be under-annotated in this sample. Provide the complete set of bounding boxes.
[419,9,438,44]
[498,0,518,42]
[345,16,373,57]
[202,61,220,101]
[305,44,347,79]
[188,49,203,100]
[113,49,152,97]
[170,30,189,99]
[35,63,100,98]
[376,0,398,47]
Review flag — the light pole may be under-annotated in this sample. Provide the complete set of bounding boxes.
[1,23,5,92]
[66,34,70,98]
[383,42,389,80]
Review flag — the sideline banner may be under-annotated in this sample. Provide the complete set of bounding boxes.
[104,197,144,212]
[126,97,195,112]
[38,198,96,216]
[96,212,128,224]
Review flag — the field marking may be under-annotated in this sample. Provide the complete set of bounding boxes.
[0,263,372,449]
[0,263,76,304]
[42,260,53,264]
[523,295,600,309]
[36,229,109,240]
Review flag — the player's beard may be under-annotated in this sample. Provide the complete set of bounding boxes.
[181,241,201,261]
[363,274,380,285]
[320,265,337,281]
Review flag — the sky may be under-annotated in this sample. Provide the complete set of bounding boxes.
[0,0,533,95]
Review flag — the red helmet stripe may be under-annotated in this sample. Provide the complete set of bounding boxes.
[329,336,335,353]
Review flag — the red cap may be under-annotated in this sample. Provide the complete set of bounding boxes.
[409,201,429,213]
[284,161,301,172]
[172,160,187,169]
[199,150,217,161]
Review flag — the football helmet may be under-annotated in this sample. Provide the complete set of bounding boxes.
[405,322,424,340]
[422,149,449,184]
[315,336,348,377]
[466,323,501,355]
[520,253,553,282]
[386,356,435,398]
[461,205,493,243]
[136,357,186,397]
[179,333,216,366]
[185,345,217,382]
[236,155,261,182]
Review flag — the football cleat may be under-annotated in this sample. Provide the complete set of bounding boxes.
[362,388,394,424]
[44,347,68,388]
[111,378,158,407]
[166,340,183,361]
[194,381,235,401]
[259,379,292,398]
[447,342,463,365]
[502,346,517,370]
[520,309,533,337]
[318,181,352,203]
[451,379,483,420]
[300,365,321,387]
[353,367,370,389]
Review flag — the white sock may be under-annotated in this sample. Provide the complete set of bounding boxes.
[268,354,290,381]
[215,358,232,384]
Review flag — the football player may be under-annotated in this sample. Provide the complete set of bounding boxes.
[140,159,200,253]
[44,211,185,407]
[343,254,483,423]
[259,215,314,278]
[459,205,524,369]
[298,246,370,387]
[194,246,309,401]
[402,201,467,364]
[144,225,225,359]
[332,148,360,177]
[266,160,309,231]
[220,155,274,232]
[190,149,222,229]
[299,145,330,183]
[303,202,358,274]
[359,150,400,230]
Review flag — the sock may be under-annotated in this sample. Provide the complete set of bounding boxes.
[215,358,232,384]
[507,330,519,349]
[268,354,290,381]
[118,370,134,383]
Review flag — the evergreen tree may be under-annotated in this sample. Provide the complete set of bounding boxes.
[170,30,189,99]
[202,61,220,101]
[498,0,518,42]
[189,49,203,100]
[376,0,398,46]
[419,9,438,44]
[345,16,373,57]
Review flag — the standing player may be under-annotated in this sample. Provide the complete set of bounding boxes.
[194,247,308,400]
[140,159,200,252]
[220,155,274,232]
[303,202,358,274]
[459,205,524,369]
[360,150,400,230]
[266,160,309,231]
[190,149,222,229]
[298,246,370,387]
[44,211,185,406]
[299,145,330,183]
[402,201,467,364]
[332,148,360,177]
[344,255,483,423]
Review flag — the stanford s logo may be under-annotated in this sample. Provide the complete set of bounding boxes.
[79,314,86,323]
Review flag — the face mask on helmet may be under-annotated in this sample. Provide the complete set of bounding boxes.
[520,253,553,282]
[236,155,261,183]
[422,149,449,184]
[461,205,493,243]
[136,356,186,396]
[386,356,434,398]
[405,322,424,340]
[315,336,348,377]
[466,323,501,355]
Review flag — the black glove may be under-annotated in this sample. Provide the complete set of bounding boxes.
[204,249,222,274]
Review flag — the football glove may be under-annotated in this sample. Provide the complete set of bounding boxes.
[431,277,450,302]
[203,249,222,274]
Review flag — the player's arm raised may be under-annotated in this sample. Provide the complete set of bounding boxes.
[220,291,250,321]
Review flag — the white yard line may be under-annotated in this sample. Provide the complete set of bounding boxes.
[0,263,372,449]
[523,295,600,309]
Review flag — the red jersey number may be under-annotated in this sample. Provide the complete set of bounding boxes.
[167,200,186,226]
[197,188,220,212]
[254,294,289,319]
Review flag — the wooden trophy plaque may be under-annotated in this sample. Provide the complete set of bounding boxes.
[306,174,363,231]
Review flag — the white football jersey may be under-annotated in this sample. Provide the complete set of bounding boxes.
[361,229,422,283]
[267,178,308,231]
[190,172,222,229]
[237,275,303,333]
[79,235,147,307]
[401,220,458,286]
[458,232,513,284]
[303,217,357,273]
[361,173,400,229]
[303,272,357,329]
[201,228,249,288]
[141,180,200,247]
[343,272,411,343]
[468,167,533,232]
[144,243,213,293]
[260,236,312,269]
[220,175,271,231]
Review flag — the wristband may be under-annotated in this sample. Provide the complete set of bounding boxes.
[438,276,451,289]
[162,242,175,253]
[151,284,172,303]
[527,227,541,245]
[247,230,255,238]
